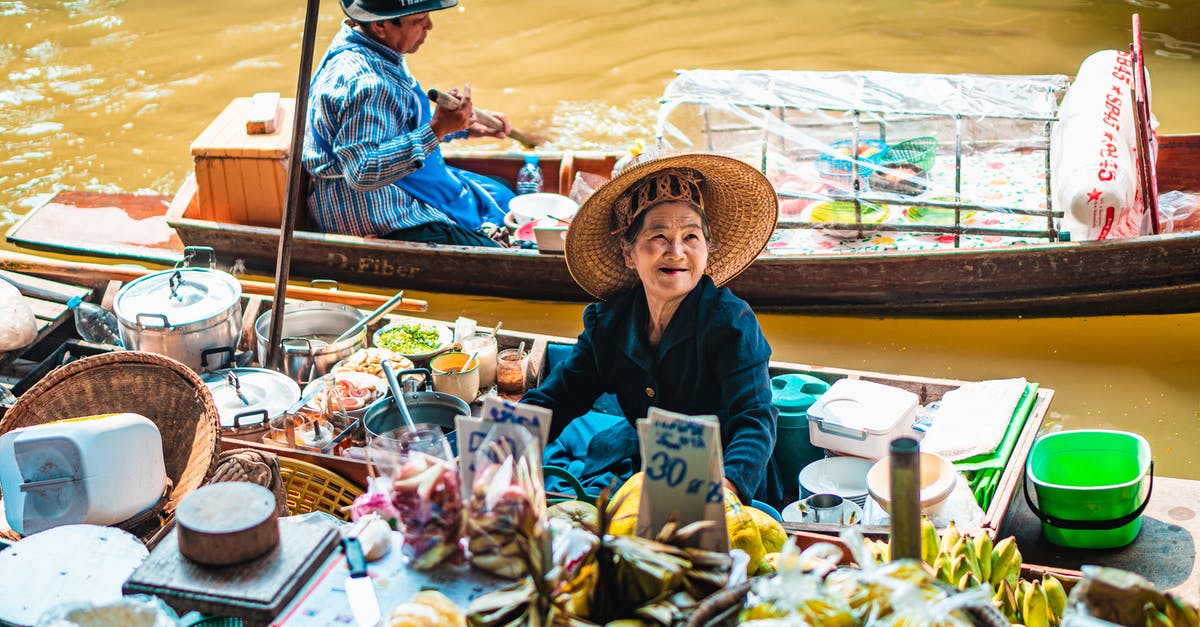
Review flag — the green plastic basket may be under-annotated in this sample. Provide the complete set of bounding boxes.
[882,136,938,172]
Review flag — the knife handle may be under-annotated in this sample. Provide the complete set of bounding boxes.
[342,536,368,578]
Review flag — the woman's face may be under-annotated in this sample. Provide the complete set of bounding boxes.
[622,202,709,304]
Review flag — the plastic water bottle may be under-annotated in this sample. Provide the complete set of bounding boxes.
[516,155,543,195]
[67,296,124,346]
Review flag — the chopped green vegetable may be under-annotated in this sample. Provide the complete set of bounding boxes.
[376,323,443,355]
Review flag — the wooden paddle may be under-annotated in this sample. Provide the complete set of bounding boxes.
[0,250,429,312]
[427,88,543,149]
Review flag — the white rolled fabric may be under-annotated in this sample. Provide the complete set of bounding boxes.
[0,277,36,351]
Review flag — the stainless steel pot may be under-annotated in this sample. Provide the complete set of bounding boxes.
[362,370,469,449]
[200,348,301,439]
[113,247,242,373]
[255,300,366,385]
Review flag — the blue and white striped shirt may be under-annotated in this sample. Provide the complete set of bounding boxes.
[303,23,468,236]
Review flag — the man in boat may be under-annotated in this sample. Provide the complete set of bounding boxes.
[521,152,784,508]
[303,0,514,247]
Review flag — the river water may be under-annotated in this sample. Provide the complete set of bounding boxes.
[1,1,1198,477]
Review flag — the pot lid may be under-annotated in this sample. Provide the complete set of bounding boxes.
[115,268,241,328]
[771,374,831,413]
[202,367,300,428]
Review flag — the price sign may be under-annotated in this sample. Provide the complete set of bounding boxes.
[635,407,728,552]
[456,397,552,499]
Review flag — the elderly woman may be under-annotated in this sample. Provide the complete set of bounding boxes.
[521,152,782,507]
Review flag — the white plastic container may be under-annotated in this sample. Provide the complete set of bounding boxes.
[0,413,166,535]
[806,379,922,459]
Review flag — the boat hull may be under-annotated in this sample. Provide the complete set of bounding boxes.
[167,209,1200,316]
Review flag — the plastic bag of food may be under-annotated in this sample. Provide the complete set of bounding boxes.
[466,423,545,578]
[369,425,463,570]
[743,538,851,623]
[877,585,985,626]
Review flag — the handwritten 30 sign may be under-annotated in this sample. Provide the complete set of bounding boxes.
[635,407,729,552]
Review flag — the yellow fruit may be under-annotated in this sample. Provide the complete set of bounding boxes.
[746,506,787,553]
[606,472,765,575]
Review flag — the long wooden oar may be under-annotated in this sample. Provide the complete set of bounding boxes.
[0,250,428,311]
[266,0,323,368]
[427,88,542,149]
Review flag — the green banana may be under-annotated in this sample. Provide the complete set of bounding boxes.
[1021,580,1050,627]
[997,579,1020,623]
[988,536,1021,588]
[1042,573,1068,623]
[939,520,961,557]
[958,534,984,585]
[1145,603,1173,627]
[1166,594,1200,627]
[974,533,993,585]
[920,516,939,566]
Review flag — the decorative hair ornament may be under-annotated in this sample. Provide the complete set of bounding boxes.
[609,168,705,236]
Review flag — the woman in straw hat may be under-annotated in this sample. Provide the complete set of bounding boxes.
[522,152,782,507]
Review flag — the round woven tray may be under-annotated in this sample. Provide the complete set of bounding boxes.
[0,351,221,543]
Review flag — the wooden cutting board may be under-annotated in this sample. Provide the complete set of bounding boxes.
[123,518,338,627]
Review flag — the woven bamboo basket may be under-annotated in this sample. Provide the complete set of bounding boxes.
[278,456,363,521]
[0,351,221,543]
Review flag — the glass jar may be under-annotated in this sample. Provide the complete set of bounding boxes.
[460,332,498,388]
[496,348,528,394]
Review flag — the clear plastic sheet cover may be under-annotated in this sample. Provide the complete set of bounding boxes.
[658,69,1068,119]
[654,69,1072,245]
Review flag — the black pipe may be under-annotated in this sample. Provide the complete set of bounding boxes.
[267,0,322,368]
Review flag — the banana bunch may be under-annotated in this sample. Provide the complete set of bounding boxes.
[467,451,545,578]
[928,523,1020,593]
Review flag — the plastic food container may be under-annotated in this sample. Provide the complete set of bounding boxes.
[0,413,167,535]
[806,378,921,459]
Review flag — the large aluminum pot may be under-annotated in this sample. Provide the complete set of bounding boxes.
[255,301,365,385]
[113,248,242,373]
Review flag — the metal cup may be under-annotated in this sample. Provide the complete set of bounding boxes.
[804,492,845,523]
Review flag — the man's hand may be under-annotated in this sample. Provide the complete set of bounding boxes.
[468,110,510,139]
[429,85,474,140]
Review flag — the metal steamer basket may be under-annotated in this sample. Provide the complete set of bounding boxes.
[112,247,242,373]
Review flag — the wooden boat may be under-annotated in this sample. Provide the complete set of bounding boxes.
[7,134,1200,317]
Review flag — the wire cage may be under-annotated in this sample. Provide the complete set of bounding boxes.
[654,69,1070,247]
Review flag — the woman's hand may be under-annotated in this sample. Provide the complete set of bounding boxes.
[429,85,474,140]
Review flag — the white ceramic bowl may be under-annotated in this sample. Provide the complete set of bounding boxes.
[798,456,874,505]
[866,451,957,514]
[507,193,579,226]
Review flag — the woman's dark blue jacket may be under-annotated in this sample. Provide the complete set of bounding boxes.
[522,275,782,506]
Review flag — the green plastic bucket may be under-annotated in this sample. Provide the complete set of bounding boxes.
[1025,430,1153,549]
[770,374,830,495]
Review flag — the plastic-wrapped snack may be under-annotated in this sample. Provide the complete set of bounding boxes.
[466,424,545,578]
[370,425,463,570]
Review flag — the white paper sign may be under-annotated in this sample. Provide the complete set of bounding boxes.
[635,407,729,551]
[455,396,552,499]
